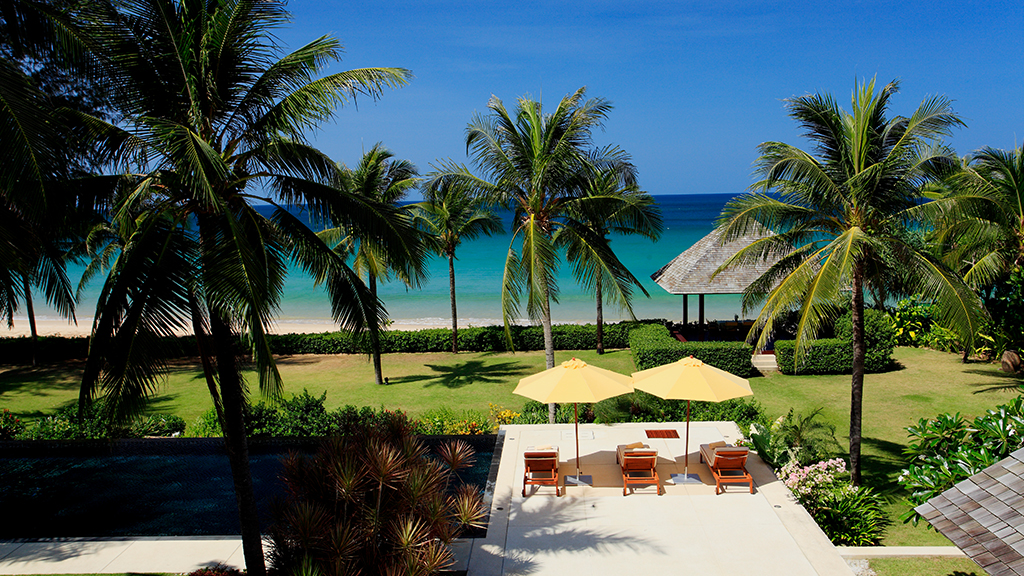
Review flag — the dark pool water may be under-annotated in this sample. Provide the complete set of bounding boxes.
[0,435,498,539]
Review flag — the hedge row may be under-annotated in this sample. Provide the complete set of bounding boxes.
[628,324,756,377]
[774,339,893,374]
[0,321,659,364]
[774,309,896,374]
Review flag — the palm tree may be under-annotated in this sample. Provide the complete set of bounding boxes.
[559,149,663,353]
[70,2,413,573]
[412,181,502,353]
[715,78,985,484]
[340,143,426,385]
[935,147,1024,289]
[425,87,626,423]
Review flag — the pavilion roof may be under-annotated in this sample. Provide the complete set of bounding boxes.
[650,226,778,295]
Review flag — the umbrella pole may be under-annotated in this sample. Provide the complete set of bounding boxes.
[684,399,690,476]
[574,402,581,477]
[675,399,700,484]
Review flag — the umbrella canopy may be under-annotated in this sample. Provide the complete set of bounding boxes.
[631,356,752,401]
[631,356,752,483]
[514,358,634,481]
[514,358,635,404]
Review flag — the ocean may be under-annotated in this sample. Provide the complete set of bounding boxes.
[37,193,749,329]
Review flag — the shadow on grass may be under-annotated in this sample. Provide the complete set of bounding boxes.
[0,362,85,396]
[388,360,532,389]
[860,436,910,498]
[961,369,1023,394]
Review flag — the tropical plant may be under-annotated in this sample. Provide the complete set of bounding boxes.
[748,408,841,468]
[266,413,486,576]
[899,397,1024,524]
[715,78,986,484]
[425,87,636,422]
[70,2,413,573]
[412,181,503,353]
[559,152,663,353]
[329,143,427,385]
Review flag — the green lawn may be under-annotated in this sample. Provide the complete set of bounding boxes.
[870,556,981,576]
[2,345,1020,549]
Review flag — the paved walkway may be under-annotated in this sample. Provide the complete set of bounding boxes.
[0,422,950,575]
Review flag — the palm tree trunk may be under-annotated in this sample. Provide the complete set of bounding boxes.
[368,275,385,385]
[541,281,556,424]
[595,275,604,355]
[449,253,458,354]
[22,274,37,366]
[850,263,866,487]
[208,312,266,576]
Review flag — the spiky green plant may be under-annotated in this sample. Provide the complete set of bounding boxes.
[267,413,486,576]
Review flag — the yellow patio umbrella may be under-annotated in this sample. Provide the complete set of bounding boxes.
[514,358,634,484]
[631,355,753,483]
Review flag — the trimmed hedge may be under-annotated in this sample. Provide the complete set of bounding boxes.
[775,339,893,374]
[775,309,896,375]
[0,321,656,364]
[628,324,756,377]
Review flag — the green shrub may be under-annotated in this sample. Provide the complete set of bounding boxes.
[129,414,186,437]
[592,390,765,429]
[188,408,223,437]
[888,297,935,347]
[747,408,841,469]
[420,406,494,435]
[628,324,756,376]
[19,404,116,440]
[0,408,25,440]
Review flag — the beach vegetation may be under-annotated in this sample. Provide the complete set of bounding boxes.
[267,413,486,576]
[59,1,413,572]
[716,78,985,484]
[412,181,503,353]
[560,154,664,354]
[329,143,428,386]
[425,87,640,423]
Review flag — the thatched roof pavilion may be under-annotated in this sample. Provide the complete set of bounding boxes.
[650,227,777,331]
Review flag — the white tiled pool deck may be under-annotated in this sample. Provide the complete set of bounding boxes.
[0,422,855,575]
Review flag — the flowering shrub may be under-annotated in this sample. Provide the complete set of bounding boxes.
[0,409,26,440]
[748,408,839,469]
[778,458,890,545]
[489,403,520,426]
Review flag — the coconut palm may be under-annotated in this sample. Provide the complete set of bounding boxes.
[425,87,626,423]
[339,143,427,385]
[559,149,663,353]
[934,147,1024,289]
[715,78,985,484]
[70,2,413,573]
[411,181,502,353]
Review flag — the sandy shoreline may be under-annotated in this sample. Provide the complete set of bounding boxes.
[1,317,523,338]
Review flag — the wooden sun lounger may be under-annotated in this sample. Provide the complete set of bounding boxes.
[620,450,661,496]
[523,450,560,496]
[700,443,754,494]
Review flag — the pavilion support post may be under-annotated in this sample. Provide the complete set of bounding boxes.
[699,294,705,341]
[682,295,689,327]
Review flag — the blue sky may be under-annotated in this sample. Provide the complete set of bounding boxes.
[274,1,1023,199]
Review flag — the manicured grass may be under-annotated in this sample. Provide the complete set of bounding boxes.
[869,556,981,576]
[2,345,1020,550]
[0,348,639,425]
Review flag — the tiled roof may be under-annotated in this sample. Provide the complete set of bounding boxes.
[915,447,1024,575]
[650,226,778,295]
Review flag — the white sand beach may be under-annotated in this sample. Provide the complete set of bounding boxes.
[1,317,498,338]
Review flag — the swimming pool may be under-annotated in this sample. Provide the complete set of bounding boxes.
[0,434,500,539]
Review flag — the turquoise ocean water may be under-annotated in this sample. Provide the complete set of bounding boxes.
[38,193,748,330]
